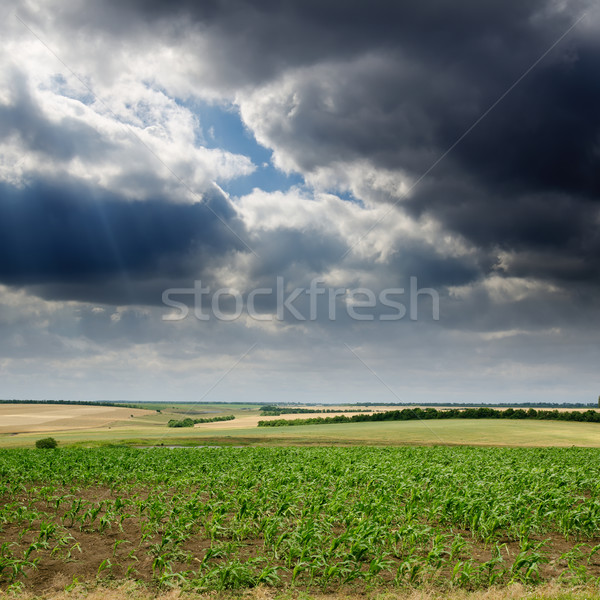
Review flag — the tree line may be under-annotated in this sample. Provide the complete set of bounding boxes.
[258,407,600,427]
[167,415,235,428]
[0,399,139,409]
[260,406,372,416]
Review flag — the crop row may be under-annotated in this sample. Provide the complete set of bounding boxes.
[1,446,600,593]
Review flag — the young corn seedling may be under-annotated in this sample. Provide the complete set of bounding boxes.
[97,558,112,577]
[478,543,507,586]
[452,558,477,588]
[559,543,589,584]
[510,538,549,584]
[112,538,130,556]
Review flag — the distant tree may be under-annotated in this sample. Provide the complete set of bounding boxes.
[35,437,58,449]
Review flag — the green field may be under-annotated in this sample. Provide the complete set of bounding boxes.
[186,419,600,447]
[2,446,600,598]
[2,417,600,449]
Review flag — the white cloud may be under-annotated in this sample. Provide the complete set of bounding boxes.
[0,11,255,202]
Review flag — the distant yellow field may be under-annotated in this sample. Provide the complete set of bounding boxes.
[0,403,152,434]
[195,410,376,429]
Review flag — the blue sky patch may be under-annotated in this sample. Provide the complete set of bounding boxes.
[183,99,304,197]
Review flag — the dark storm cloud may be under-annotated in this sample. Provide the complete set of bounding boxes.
[90,0,590,173]
[146,0,597,291]
[434,40,600,197]
[0,174,486,307]
[405,179,600,287]
[11,0,600,296]
[387,244,483,289]
[0,178,246,299]
[102,0,568,81]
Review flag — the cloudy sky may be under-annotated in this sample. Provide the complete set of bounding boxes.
[0,0,599,404]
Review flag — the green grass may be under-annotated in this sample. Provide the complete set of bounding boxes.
[182,419,600,447]
[2,418,600,448]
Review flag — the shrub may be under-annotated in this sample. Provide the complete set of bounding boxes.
[35,437,58,449]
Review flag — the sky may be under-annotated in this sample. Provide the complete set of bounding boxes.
[0,0,599,404]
